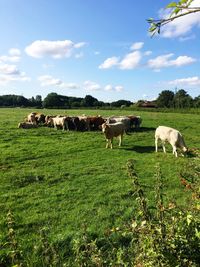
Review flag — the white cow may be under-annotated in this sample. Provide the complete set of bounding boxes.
[102,122,125,149]
[27,112,37,124]
[155,126,187,157]
[52,116,68,130]
[106,116,131,131]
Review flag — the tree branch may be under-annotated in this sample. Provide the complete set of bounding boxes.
[148,1,200,36]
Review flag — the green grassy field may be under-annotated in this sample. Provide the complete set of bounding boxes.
[0,108,199,264]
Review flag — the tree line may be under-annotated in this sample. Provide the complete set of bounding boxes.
[0,89,199,108]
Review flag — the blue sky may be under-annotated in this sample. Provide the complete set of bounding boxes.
[0,0,200,102]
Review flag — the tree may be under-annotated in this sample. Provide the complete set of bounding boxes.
[157,90,174,108]
[111,99,132,107]
[193,95,200,107]
[35,95,42,107]
[43,93,59,108]
[173,89,193,108]
[83,95,98,107]
[0,94,30,107]
[148,0,200,36]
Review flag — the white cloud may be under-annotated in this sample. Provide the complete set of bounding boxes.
[159,0,200,38]
[99,56,119,69]
[130,42,144,50]
[74,42,86,48]
[25,40,86,58]
[0,64,30,84]
[38,75,63,86]
[119,51,141,69]
[38,75,79,89]
[0,64,20,75]
[84,80,101,91]
[0,48,21,63]
[115,85,123,92]
[144,50,152,56]
[179,34,196,42]
[0,55,20,63]
[168,76,200,86]
[83,81,123,92]
[171,55,196,66]
[104,84,124,92]
[104,84,113,91]
[60,83,79,89]
[99,42,144,70]
[9,48,21,56]
[147,53,196,70]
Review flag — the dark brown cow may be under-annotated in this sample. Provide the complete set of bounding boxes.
[18,122,38,129]
[88,116,105,131]
[127,115,142,129]
[67,116,80,131]
[35,113,46,124]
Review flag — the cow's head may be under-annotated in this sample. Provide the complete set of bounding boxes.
[101,123,109,133]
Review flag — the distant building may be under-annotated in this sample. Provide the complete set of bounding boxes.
[139,101,157,108]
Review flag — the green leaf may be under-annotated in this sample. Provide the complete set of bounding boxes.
[186,214,192,225]
[147,18,154,22]
[166,2,178,8]
[179,0,188,4]
[195,228,200,239]
[172,7,181,15]
[149,25,157,33]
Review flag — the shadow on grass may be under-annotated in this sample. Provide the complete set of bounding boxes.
[185,150,199,158]
[131,126,156,133]
[123,145,155,153]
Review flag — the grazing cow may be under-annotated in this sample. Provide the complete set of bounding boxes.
[27,112,46,125]
[127,115,142,129]
[155,126,188,157]
[101,122,126,149]
[18,122,38,129]
[106,116,131,132]
[27,112,37,124]
[35,113,46,124]
[51,116,68,130]
[45,115,55,127]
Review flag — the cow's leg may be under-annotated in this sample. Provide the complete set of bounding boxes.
[106,139,109,149]
[110,138,113,149]
[119,135,122,147]
[172,145,178,157]
[65,121,69,131]
[155,137,158,152]
[162,141,166,153]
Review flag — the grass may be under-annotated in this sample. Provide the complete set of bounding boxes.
[0,107,200,264]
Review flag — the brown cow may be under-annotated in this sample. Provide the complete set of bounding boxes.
[102,122,125,149]
[88,116,105,131]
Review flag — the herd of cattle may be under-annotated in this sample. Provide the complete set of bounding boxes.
[18,112,188,157]
[18,112,142,131]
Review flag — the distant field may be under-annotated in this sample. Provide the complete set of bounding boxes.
[0,108,200,263]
